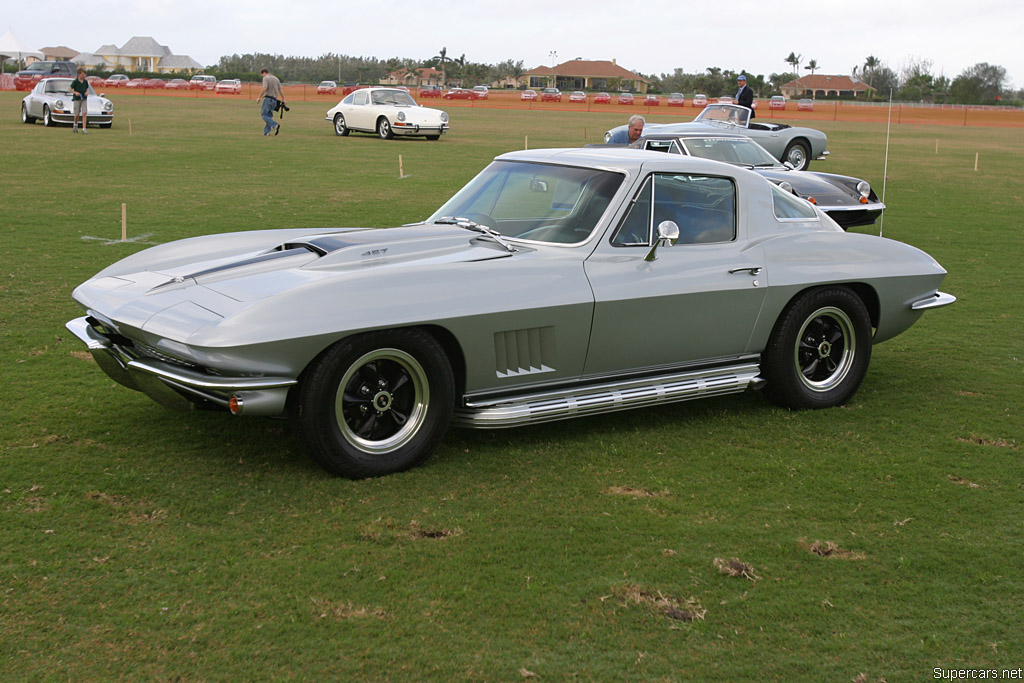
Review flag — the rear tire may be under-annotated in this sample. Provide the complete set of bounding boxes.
[783,140,811,170]
[426,135,440,141]
[291,328,455,478]
[762,287,872,409]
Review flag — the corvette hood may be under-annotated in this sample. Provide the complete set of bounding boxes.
[73,224,515,337]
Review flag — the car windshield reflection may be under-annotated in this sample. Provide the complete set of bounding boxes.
[427,161,624,245]
[371,90,417,107]
[695,104,751,128]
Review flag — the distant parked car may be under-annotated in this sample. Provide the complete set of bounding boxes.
[420,84,442,98]
[540,88,562,102]
[471,85,489,99]
[317,80,338,95]
[145,78,166,88]
[215,79,242,94]
[692,94,708,108]
[14,60,76,91]
[21,77,114,128]
[326,86,449,140]
[189,75,216,90]
[342,83,365,96]
[520,89,537,101]
[443,88,478,100]
[569,91,587,103]
[770,95,786,110]
[617,92,634,105]
[644,94,660,106]
[798,98,814,111]
[593,92,611,104]
[667,93,685,107]
[125,78,148,88]
[105,74,129,88]
[718,96,733,104]
[165,79,189,90]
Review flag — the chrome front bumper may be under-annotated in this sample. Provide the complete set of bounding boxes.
[66,316,296,416]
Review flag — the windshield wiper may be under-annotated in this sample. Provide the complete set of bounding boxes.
[434,216,516,252]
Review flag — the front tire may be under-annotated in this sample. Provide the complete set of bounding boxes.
[426,135,440,141]
[333,113,349,136]
[783,140,811,170]
[377,117,393,139]
[43,105,54,127]
[762,287,872,410]
[291,328,455,478]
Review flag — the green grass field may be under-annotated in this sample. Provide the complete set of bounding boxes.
[1,91,1022,681]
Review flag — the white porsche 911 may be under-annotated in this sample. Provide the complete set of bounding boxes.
[326,86,449,140]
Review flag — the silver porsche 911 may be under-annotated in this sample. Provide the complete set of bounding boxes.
[67,148,954,478]
[605,104,828,170]
[21,77,114,128]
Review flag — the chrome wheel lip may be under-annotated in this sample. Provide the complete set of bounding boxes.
[334,347,429,454]
[794,305,855,392]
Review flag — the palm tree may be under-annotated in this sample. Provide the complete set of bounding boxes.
[784,52,802,76]
[863,55,880,88]
[433,47,449,87]
[804,59,819,75]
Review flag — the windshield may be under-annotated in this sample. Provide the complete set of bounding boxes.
[371,89,416,106]
[694,104,750,127]
[42,79,95,96]
[427,160,624,244]
[682,137,779,166]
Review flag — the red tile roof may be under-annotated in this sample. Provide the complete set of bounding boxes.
[525,59,648,83]
[782,74,874,92]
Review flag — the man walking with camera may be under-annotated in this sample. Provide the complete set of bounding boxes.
[257,68,285,136]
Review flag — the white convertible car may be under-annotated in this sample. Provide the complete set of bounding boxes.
[326,86,450,140]
[21,77,114,128]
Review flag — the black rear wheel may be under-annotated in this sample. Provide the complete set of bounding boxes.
[762,287,872,409]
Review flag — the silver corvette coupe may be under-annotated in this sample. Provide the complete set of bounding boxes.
[605,104,828,170]
[21,77,114,128]
[67,148,954,478]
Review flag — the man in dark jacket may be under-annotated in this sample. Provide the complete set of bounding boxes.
[734,75,754,118]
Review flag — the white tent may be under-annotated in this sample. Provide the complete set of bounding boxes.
[0,29,43,63]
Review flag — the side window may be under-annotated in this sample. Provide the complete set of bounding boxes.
[611,174,736,246]
[352,91,368,106]
[771,182,818,220]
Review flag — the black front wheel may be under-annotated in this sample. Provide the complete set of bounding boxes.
[377,117,393,139]
[21,104,35,124]
[762,287,872,410]
[43,105,54,127]
[291,328,455,478]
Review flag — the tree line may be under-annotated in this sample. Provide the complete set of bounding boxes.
[208,50,1019,106]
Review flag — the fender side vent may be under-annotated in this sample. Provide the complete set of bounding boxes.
[495,327,555,378]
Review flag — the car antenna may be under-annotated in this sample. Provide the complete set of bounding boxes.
[879,88,893,238]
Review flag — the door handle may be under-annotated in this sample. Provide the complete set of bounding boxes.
[729,266,762,276]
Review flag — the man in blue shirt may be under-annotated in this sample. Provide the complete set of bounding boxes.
[608,115,645,144]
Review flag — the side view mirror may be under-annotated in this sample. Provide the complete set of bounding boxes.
[530,179,548,193]
[645,221,680,262]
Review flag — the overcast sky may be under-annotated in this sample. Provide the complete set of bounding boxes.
[8,0,1022,88]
